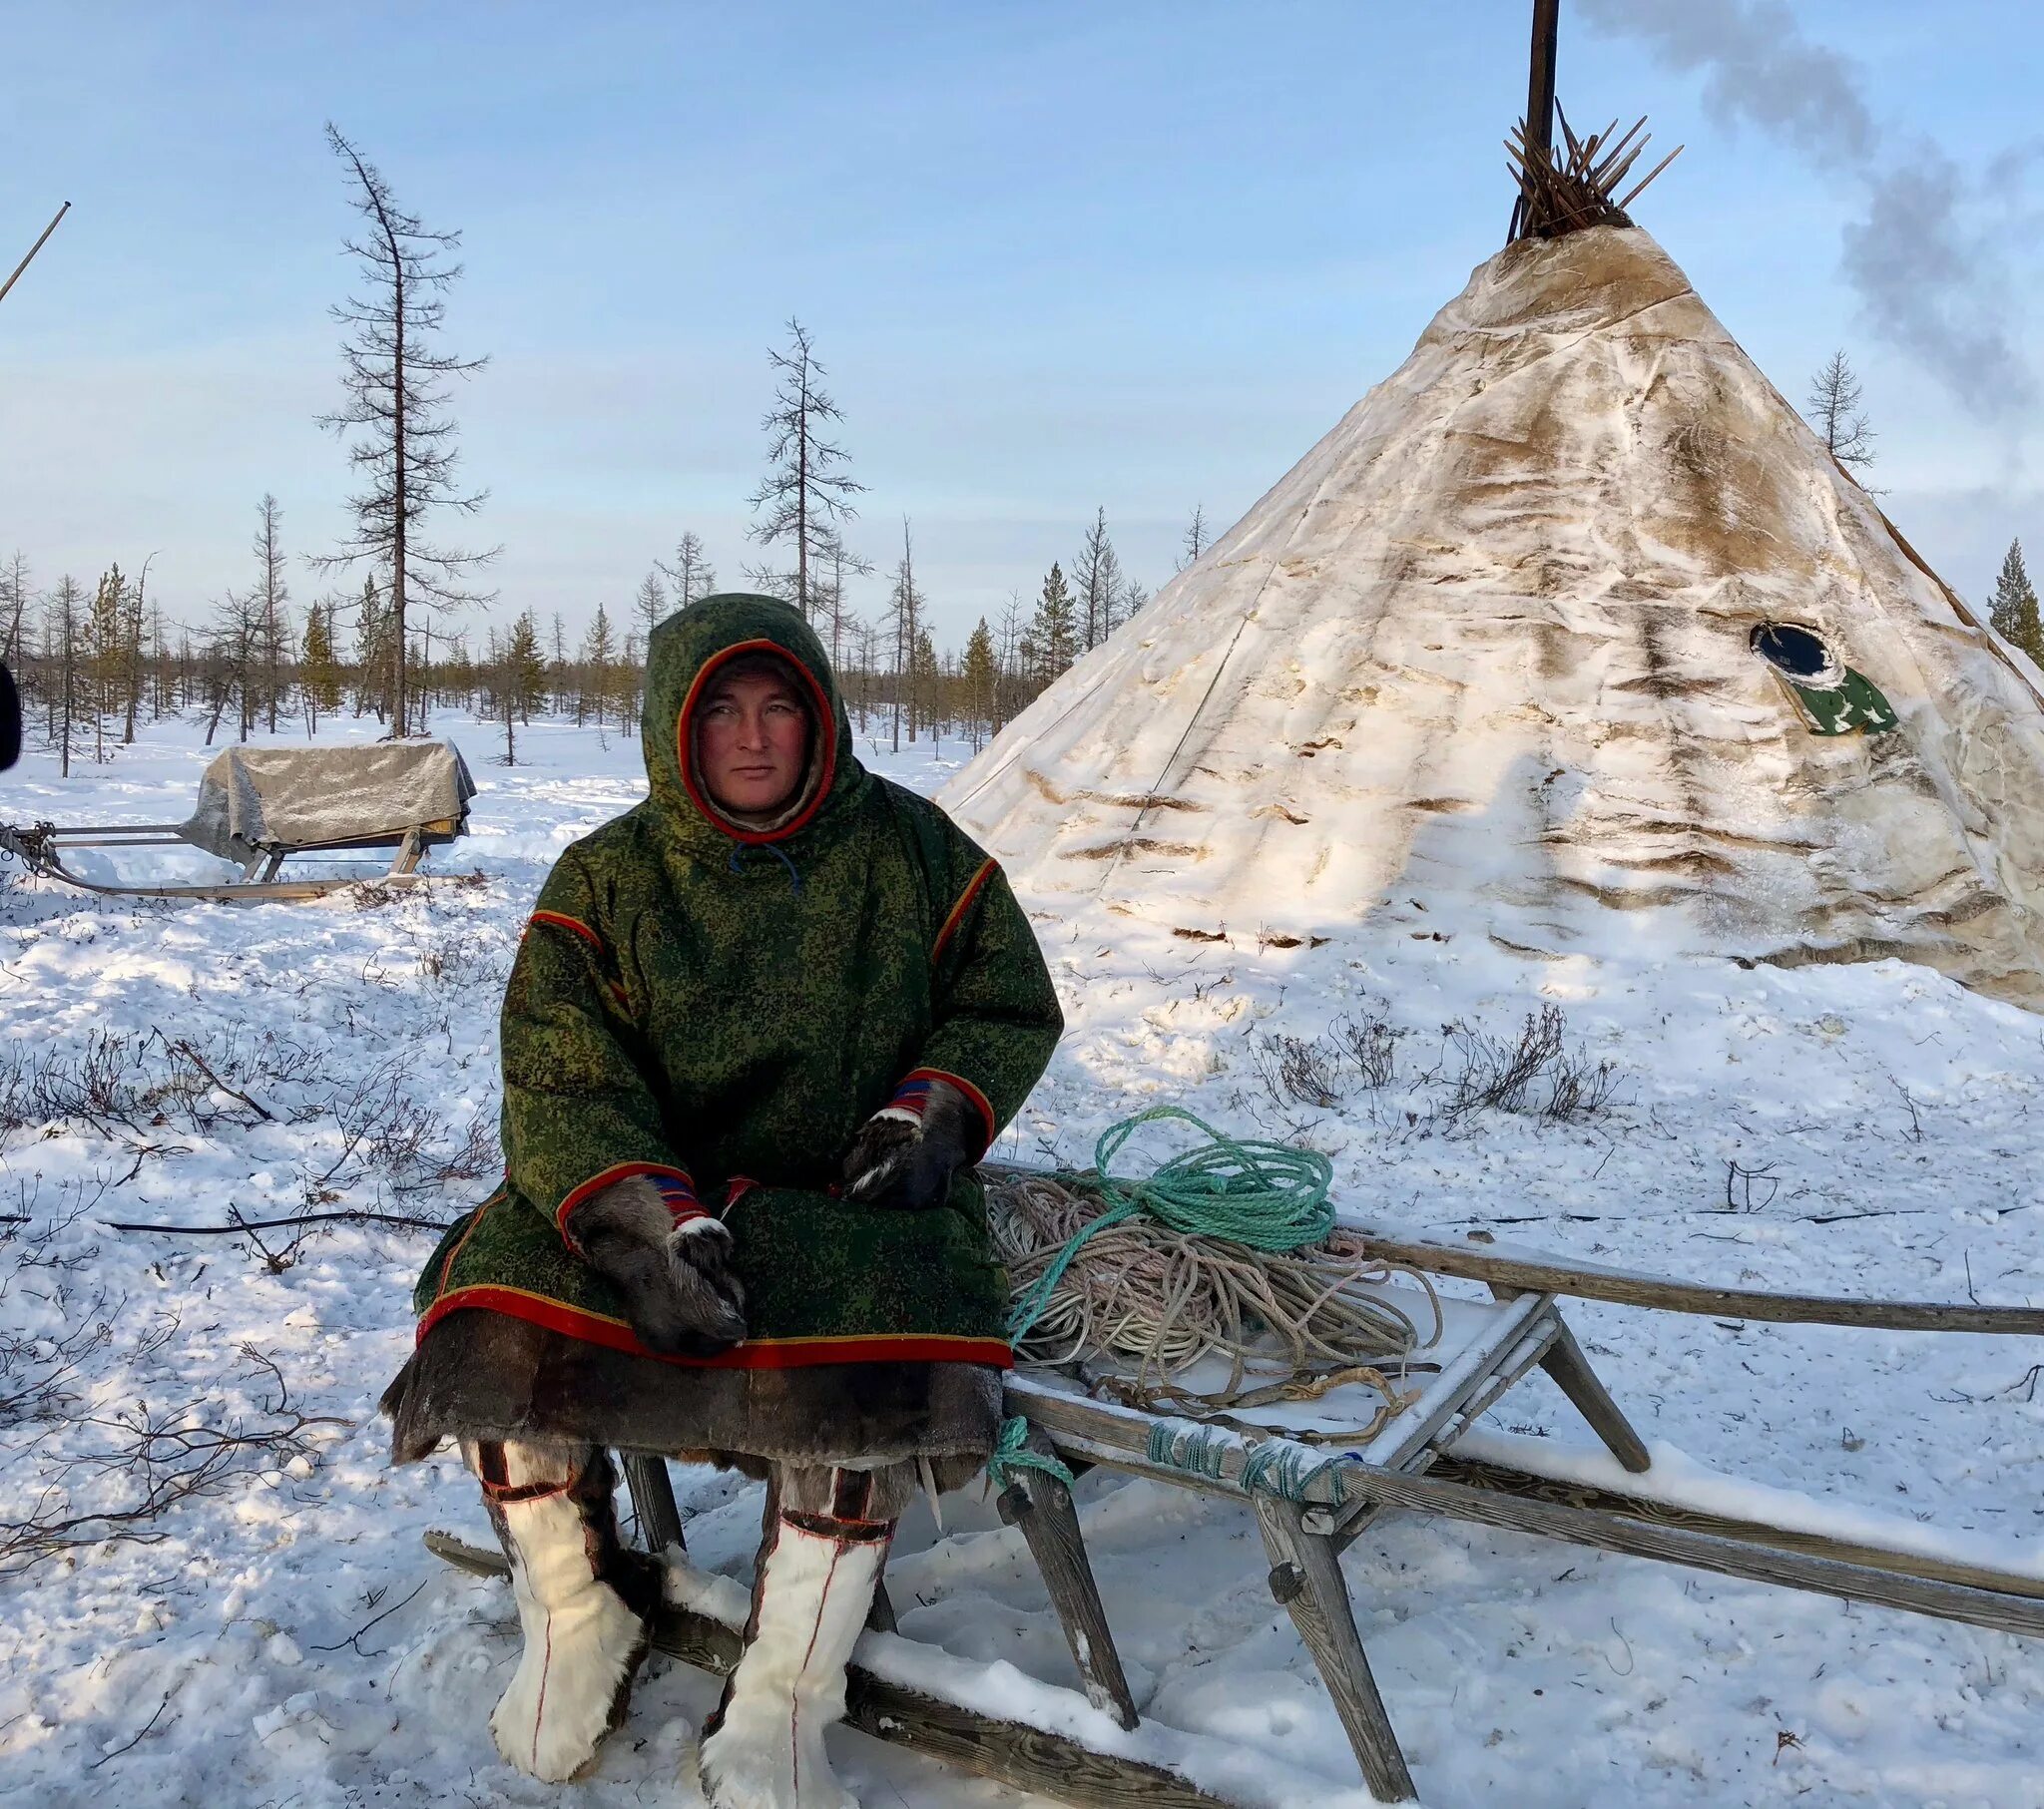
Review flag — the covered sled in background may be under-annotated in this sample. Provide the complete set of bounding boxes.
[0,739,476,901]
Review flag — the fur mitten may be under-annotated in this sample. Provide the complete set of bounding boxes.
[563,1174,746,1356]
[841,1077,979,1212]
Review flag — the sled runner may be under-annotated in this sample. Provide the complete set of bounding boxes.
[425,1176,2044,1808]
[0,739,476,902]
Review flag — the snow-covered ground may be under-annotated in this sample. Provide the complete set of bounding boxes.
[1,710,2040,1809]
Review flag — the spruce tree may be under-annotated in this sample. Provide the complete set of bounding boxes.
[961,618,998,752]
[506,609,547,723]
[89,565,126,760]
[911,626,941,749]
[1990,539,2044,666]
[302,604,342,733]
[353,575,388,720]
[1029,563,1078,684]
[581,604,616,734]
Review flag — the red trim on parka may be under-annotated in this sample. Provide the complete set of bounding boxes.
[933,857,998,966]
[528,910,603,952]
[553,1160,705,1244]
[674,639,839,846]
[900,1067,997,1153]
[524,911,632,1013]
[416,1286,1014,1372]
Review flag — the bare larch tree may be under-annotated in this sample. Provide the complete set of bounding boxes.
[254,496,290,733]
[314,124,496,737]
[1804,350,1876,471]
[656,530,718,607]
[1073,507,1124,653]
[884,518,924,752]
[748,319,864,620]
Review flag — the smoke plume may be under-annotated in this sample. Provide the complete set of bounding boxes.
[1576,0,2036,417]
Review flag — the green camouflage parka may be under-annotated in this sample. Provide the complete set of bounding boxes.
[412,593,1063,1373]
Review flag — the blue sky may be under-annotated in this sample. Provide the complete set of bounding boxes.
[4,1,2040,651]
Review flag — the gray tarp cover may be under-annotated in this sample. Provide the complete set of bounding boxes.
[178,741,475,860]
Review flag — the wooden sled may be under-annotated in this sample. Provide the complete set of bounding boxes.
[0,816,455,901]
[424,1198,2044,1808]
[0,739,476,903]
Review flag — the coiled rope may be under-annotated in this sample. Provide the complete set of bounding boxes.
[989,1109,1437,1439]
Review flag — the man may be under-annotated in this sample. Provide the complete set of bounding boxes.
[381,593,1063,1806]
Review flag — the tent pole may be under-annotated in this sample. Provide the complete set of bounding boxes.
[0,202,71,308]
[1526,0,1560,170]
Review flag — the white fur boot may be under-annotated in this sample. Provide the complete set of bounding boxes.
[697,1509,889,1809]
[467,1440,656,1783]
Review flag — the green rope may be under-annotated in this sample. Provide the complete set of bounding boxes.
[985,1415,1076,1492]
[1005,1106,1335,1346]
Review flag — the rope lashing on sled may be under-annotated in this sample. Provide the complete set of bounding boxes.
[1148,1417,1232,1483]
[985,1415,1077,1493]
[990,1109,1438,1434]
[1147,1417,1361,1506]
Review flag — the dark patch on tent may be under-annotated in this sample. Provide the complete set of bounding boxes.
[1752,623,1899,737]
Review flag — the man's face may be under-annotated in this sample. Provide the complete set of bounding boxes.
[696,668,810,816]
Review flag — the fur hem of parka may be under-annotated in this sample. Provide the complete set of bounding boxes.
[380,1307,999,1491]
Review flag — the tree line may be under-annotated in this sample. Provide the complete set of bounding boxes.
[0,503,1176,772]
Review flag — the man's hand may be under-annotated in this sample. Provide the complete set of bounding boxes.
[842,1078,978,1211]
[564,1175,746,1356]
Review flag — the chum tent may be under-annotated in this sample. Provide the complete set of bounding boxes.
[942,225,2044,1007]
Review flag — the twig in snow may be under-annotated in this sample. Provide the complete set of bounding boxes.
[165,1036,274,1121]
[309,1578,428,1655]
[1723,1160,1780,1213]
[1887,1075,1924,1143]
[102,1209,453,1236]
[1604,1616,1635,1675]
[87,1688,176,1769]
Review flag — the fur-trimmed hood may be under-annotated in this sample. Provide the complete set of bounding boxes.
[640,594,872,869]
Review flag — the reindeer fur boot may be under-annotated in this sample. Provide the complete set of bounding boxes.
[696,1469,902,1809]
[467,1439,662,1782]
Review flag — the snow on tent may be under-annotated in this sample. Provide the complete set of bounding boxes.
[941,223,2044,1007]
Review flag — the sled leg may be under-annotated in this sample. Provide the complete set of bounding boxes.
[621,1452,688,1554]
[866,1577,899,1632]
[1254,1495,1415,1803]
[998,1438,1140,1730]
[1539,1320,1651,1474]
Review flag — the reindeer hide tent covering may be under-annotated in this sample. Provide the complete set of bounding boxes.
[941,226,2044,1007]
